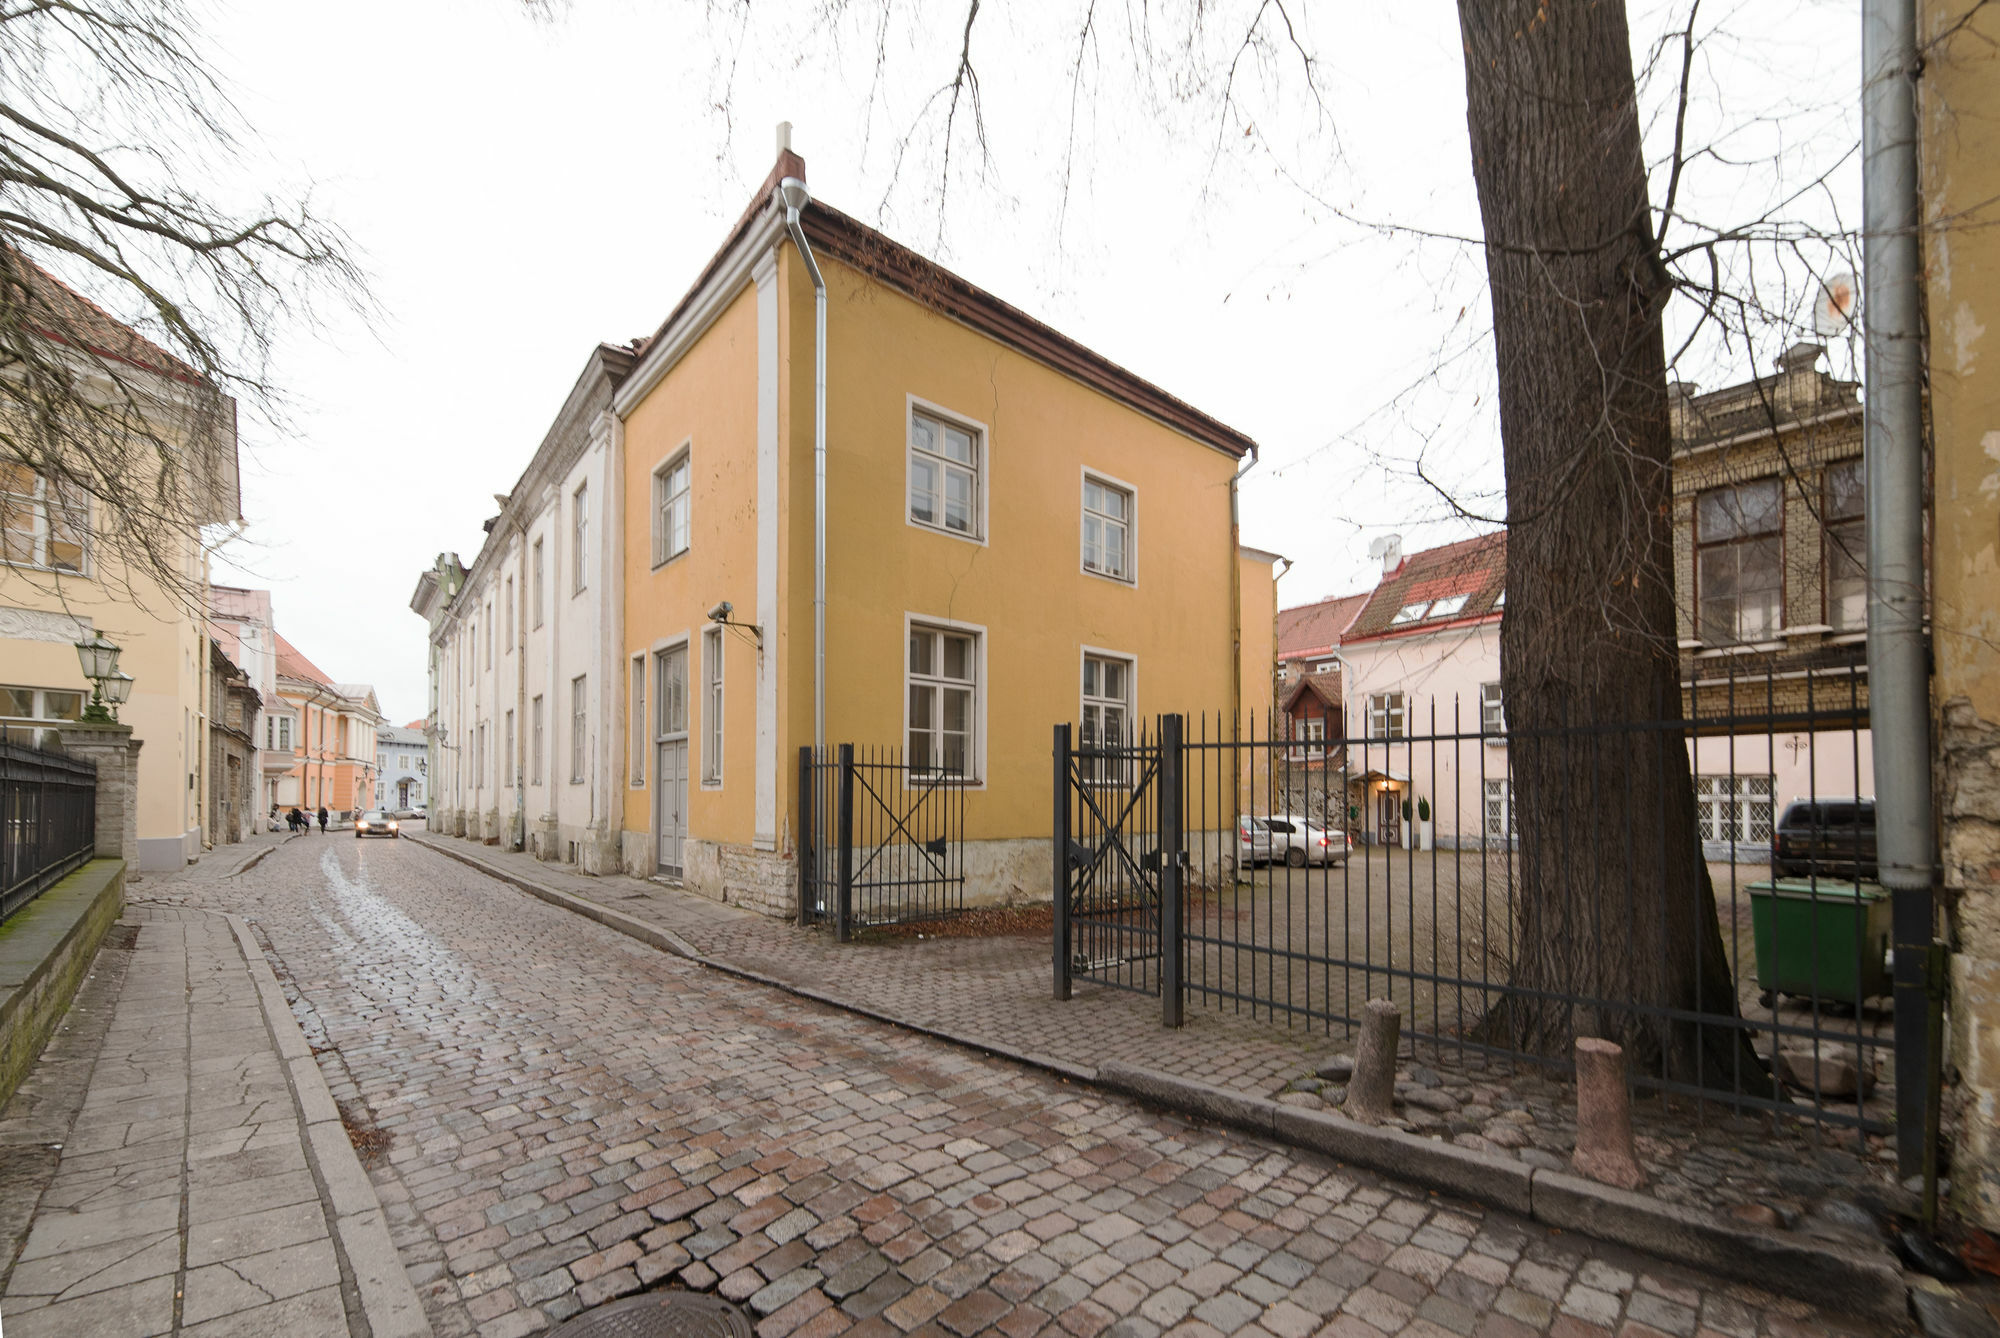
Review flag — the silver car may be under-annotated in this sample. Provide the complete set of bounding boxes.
[1238,813,1351,868]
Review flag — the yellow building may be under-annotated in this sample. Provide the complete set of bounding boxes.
[0,259,236,871]
[613,141,1273,913]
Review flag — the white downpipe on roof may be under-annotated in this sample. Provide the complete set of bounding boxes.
[779,178,828,755]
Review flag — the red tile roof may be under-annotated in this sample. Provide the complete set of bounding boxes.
[1278,592,1368,658]
[1283,673,1343,716]
[1343,531,1506,643]
[405,719,425,731]
[274,632,333,687]
[6,250,199,382]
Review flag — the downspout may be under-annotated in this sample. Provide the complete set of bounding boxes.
[779,178,828,755]
[1860,0,1934,1179]
[1230,446,1260,740]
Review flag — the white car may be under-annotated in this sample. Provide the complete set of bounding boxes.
[1238,814,1351,868]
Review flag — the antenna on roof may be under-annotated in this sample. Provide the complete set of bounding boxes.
[1366,534,1403,575]
[1812,272,1858,336]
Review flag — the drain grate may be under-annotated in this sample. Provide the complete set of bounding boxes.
[548,1292,756,1338]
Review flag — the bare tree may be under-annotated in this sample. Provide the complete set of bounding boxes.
[0,0,362,613]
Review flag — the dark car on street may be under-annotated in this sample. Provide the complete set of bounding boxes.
[355,810,401,839]
[1770,797,1876,880]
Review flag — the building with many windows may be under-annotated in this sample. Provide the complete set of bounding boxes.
[271,634,381,817]
[375,723,427,812]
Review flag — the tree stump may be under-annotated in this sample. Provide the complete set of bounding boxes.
[1572,1037,1646,1190]
[1346,1000,1401,1125]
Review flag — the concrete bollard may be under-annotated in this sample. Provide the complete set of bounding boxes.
[1345,999,1402,1124]
[1572,1037,1647,1190]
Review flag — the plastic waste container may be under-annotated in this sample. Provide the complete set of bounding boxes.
[1746,878,1891,1005]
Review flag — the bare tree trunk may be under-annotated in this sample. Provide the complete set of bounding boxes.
[1456,1,1767,1092]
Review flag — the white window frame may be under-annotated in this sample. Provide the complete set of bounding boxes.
[571,482,589,594]
[702,626,724,787]
[1079,646,1136,785]
[1079,468,1137,585]
[530,695,544,786]
[902,612,987,787]
[1480,682,1505,737]
[655,638,690,741]
[905,397,989,546]
[0,685,86,725]
[569,675,587,784]
[1695,774,1776,846]
[532,538,545,628]
[629,655,647,787]
[504,576,515,651]
[653,445,692,568]
[1366,691,1406,740]
[1483,778,1517,843]
[0,467,90,573]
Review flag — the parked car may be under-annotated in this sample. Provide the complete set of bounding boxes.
[1238,814,1351,868]
[1770,797,1876,881]
[355,810,401,839]
[389,806,418,819]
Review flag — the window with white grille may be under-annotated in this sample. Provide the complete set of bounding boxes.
[654,452,690,566]
[1367,691,1405,740]
[1079,653,1131,784]
[1695,775,1776,844]
[1483,778,1516,842]
[909,409,982,539]
[908,624,977,778]
[1081,476,1133,581]
[1480,682,1505,735]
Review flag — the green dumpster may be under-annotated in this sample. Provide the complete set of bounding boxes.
[1746,878,1892,1005]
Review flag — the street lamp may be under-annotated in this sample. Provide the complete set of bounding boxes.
[73,635,127,722]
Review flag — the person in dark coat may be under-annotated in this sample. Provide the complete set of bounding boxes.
[317,805,329,833]
[288,807,304,833]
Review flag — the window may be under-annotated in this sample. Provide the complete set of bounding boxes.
[1824,460,1866,631]
[0,464,88,571]
[1480,682,1505,735]
[265,714,294,751]
[1483,779,1517,842]
[1366,691,1405,740]
[654,453,691,565]
[570,675,587,783]
[532,539,545,628]
[699,632,728,778]
[530,695,544,785]
[1695,775,1776,845]
[1081,476,1132,581]
[1428,594,1469,619]
[504,710,515,785]
[572,483,589,593]
[1293,717,1325,743]
[1314,662,1337,675]
[1696,479,1782,644]
[1390,602,1427,626]
[486,603,494,668]
[908,409,981,539]
[1,686,84,724]
[476,723,486,788]
[656,646,688,738]
[505,576,515,650]
[630,656,646,787]
[1079,652,1131,783]
[1391,594,1469,626]
[908,624,977,778]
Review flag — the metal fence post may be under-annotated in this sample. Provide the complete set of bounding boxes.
[796,747,814,925]
[836,743,854,944]
[1160,713,1185,1029]
[1054,724,1072,1001]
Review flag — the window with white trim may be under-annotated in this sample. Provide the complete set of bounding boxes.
[569,675,587,783]
[265,714,294,751]
[530,695,544,785]
[1480,682,1505,735]
[629,657,646,787]
[656,645,687,738]
[908,625,977,778]
[1696,479,1782,644]
[1824,460,1867,631]
[1366,691,1405,740]
[908,409,981,539]
[1081,476,1132,581]
[1695,775,1776,844]
[572,483,589,593]
[1294,717,1325,743]
[1,685,84,725]
[1483,779,1517,842]
[0,464,88,571]
[654,453,690,566]
[532,539,545,628]
[505,576,515,650]
[702,627,724,785]
[1079,653,1131,784]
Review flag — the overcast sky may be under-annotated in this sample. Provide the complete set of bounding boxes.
[201,0,1858,725]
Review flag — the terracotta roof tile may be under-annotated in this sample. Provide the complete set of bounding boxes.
[273,632,333,687]
[1343,531,1506,642]
[1278,592,1369,658]
[1283,673,1343,715]
[5,251,199,381]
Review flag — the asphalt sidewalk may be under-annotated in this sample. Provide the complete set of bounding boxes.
[0,840,429,1338]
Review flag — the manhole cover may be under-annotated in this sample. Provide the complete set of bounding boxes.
[548,1291,755,1338]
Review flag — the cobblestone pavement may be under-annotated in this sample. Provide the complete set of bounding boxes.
[131,833,1906,1338]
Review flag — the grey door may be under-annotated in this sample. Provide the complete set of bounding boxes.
[656,740,687,877]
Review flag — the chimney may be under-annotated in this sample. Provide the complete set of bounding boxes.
[776,121,793,154]
[1375,534,1403,576]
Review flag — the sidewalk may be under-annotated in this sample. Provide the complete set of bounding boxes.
[0,898,429,1337]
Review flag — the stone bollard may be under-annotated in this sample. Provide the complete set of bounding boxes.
[1572,1037,1646,1190]
[1345,999,1402,1124]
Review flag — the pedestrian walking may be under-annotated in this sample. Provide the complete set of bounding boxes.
[317,805,329,833]
[288,807,304,834]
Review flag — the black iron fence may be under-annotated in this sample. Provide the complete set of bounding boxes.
[1055,680,1907,1146]
[797,744,966,939]
[1,738,96,922]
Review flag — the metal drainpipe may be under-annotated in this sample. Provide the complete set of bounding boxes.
[1861,0,1934,1179]
[780,178,828,755]
[1230,448,1260,739]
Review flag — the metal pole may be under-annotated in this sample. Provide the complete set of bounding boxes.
[1160,714,1185,1029]
[1862,0,1935,1179]
[836,743,854,944]
[1054,724,1072,1001]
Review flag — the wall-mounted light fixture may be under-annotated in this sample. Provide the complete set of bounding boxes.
[707,600,763,647]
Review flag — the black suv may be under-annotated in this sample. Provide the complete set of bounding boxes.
[1770,798,1876,881]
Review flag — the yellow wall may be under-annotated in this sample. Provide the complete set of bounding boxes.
[620,284,762,844]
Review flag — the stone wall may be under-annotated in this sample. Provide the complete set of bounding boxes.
[0,860,123,1109]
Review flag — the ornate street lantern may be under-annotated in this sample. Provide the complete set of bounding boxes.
[73,635,128,723]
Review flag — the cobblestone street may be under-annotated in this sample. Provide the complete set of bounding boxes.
[141,834,1893,1338]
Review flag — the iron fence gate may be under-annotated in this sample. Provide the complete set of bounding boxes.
[2,738,97,923]
[797,744,965,940]
[1053,681,1927,1161]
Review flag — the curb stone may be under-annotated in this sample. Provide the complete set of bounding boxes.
[403,834,1908,1328]
[223,913,433,1338]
